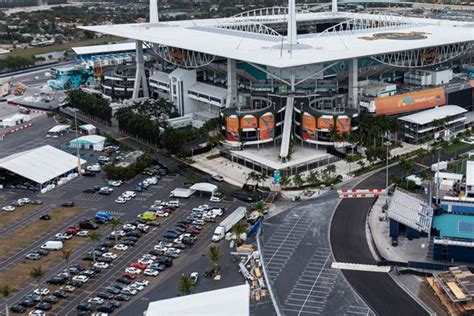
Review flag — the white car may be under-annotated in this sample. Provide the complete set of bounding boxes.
[28,310,46,316]
[55,233,73,240]
[122,287,138,295]
[114,244,128,251]
[122,224,136,231]
[102,252,118,259]
[124,267,142,275]
[18,198,31,204]
[141,254,156,261]
[138,258,154,266]
[76,230,89,237]
[144,269,159,276]
[86,164,101,172]
[72,275,89,283]
[111,230,127,237]
[33,288,50,296]
[135,279,149,287]
[100,187,113,193]
[155,210,169,217]
[209,196,222,202]
[165,247,181,254]
[123,190,136,197]
[94,262,109,269]
[212,174,224,182]
[154,245,167,252]
[129,283,144,291]
[88,297,105,305]
[190,272,199,285]
[146,177,158,185]
[115,197,127,204]
[137,224,149,231]
[109,180,123,187]
[2,206,15,212]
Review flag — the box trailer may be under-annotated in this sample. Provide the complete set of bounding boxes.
[170,188,195,198]
[212,207,247,242]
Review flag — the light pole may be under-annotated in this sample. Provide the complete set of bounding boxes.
[73,108,81,175]
[383,133,391,191]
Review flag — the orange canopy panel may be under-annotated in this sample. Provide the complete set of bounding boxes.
[302,113,317,140]
[375,87,446,116]
[240,115,258,129]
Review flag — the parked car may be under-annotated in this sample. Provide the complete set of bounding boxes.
[61,201,75,208]
[26,252,42,260]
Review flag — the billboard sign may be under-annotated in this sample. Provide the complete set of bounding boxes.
[374,87,446,116]
[226,115,239,142]
[259,112,274,140]
[336,116,351,133]
[317,116,334,130]
[301,112,317,140]
[240,115,258,129]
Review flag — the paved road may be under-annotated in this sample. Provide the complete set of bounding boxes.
[330,168,428,316]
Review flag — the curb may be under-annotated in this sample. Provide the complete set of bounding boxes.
[1,122,33,140]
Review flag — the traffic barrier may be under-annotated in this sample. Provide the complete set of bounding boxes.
[0,122,33,140]
[337,188,385,199]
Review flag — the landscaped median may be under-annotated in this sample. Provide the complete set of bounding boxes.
[0,204,41,229]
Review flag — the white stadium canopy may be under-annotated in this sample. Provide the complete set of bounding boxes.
[145,284,249,316]
[0,145,85,185]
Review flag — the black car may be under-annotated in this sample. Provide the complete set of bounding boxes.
[47,276,66,285]
[39,214,51,220]
[99,242,114,248]
[116,277,132,285]
[112,283,125,290]
[124,236,139,242]
[95,217,108,225]
[174,227,186,233]
[70,280,84,288]
[122,240,136,246]
[83,269,96,277]
[82,171,96,177]
[149,249,163,256]
[36,302,52,311]
[114,294,130,301]
[110,300,121,308]
[157,256,173,267]
[79,220,98,230]
[83,188,96,193]
[148,263,166,271]
[82,255,94,261]
[97,303,114,313]
[105,286,121,295]
[72,263,86,271]
[52,290,69,299]
[10,304,26,313]
[36,249,49,256]
[126,230,142,237]
[98,190,111,195]
[19,299,36,308]
[97,292,115,300]
[61,201,75,207]
[162,231,179,239]
[98,256,113,263]
[77,303,94,311]
[43,295,59,304]
[31,200,43,205]
[173,242,186,250]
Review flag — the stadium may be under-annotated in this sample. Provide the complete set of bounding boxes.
[79,0,474,173]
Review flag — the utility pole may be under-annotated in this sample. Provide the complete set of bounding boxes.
[384,132,391,191]
[74,108,81,175]
[435,149,440,205]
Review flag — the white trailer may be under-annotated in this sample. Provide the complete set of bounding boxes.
[212,207,247,242]
[170,188,195,198]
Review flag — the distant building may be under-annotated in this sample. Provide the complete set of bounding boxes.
[404,69,453,86]
[69,135,105,151]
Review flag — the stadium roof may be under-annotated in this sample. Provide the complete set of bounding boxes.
[72,42,136,55]
[398,105,467,125]
[145,284,249,316]
[0,145,85,185]
[80,12,474,68]
[387,189,433,233]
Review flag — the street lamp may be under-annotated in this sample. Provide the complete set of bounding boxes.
[383,136,391,191]
[73,108,81,176]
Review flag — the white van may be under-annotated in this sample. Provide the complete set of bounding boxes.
[167,200,180,207]
[40,240,64,250]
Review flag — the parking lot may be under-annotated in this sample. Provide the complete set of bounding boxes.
[0,115,249,315]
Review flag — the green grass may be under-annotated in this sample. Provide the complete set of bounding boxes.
[2,35,123,59]
[442,142,474,155]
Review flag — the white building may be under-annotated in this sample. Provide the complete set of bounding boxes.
[0,113,31,127]
[359,80,397,97]
[404,69,453,86]
[466,161,474,197]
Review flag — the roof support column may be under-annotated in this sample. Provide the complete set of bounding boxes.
[150,0,159,23]
[332,0,338,13]
[226,58,238,107]
[348,58,358,109]
[132,40,149,100]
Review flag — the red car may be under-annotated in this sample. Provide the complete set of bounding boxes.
[162,207,174,213]
[130,262,148,270]
[185,227,200,235]
[121,272,137,280]
[65,226,80,235]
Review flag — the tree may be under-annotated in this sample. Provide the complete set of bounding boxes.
[178,274,194,296]
[251,200,265,213]
[0,285,15,316]
[292,173,305,188]
[61,249,72,278]
[232,221,248,245]
[30,267,45,302]
[88,232,101,263]
[168,162,178,174]
[109,218,123,245]
[208,245,222,274]
[306,170,320,187]
[279,176,291,187]
[398,158,415,188]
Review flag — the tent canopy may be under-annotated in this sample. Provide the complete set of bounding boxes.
[190,182,218,193]
[145,284,249,316]
[0,145,85,184]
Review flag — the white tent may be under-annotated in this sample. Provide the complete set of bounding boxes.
[0,145,86,185]
[190,182,218,194]
[145,284,250,316]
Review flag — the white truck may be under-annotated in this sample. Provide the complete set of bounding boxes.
[211,207,247,242]
[40,240,64,250]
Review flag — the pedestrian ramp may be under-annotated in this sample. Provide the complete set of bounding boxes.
[331,262,391,273]
[279,95,294,160]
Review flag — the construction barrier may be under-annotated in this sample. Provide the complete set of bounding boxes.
[337,188,385,199]
[1,122,33,140]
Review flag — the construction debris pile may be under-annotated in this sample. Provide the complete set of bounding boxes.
[236,245,268,302]
[427,265,474,315]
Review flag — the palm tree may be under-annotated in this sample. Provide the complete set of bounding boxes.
[178,274,194,296]
[251,200,265,213]
[0,285,15,316]
[232,221,248,245]
[306,170,320,187]
[109,218,122,245]
[88,232,101,263]
[30,267,45,302]
[61,249,72,278]
[246,171,259,186]
[208,246,222,274]
[292,173,305,188]
[279,176,291,187]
